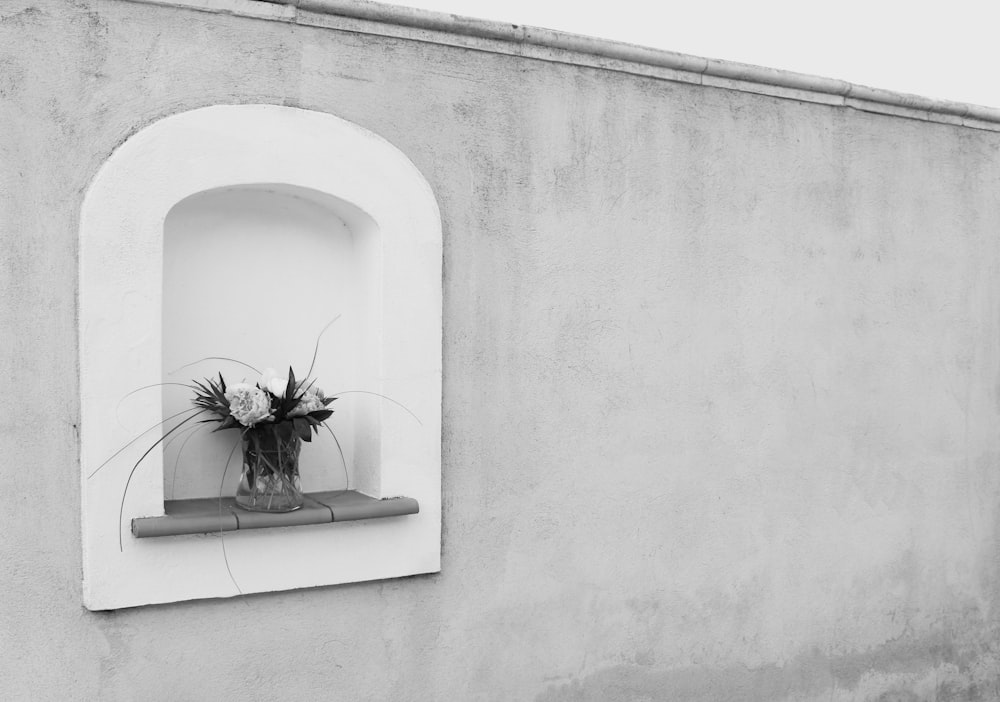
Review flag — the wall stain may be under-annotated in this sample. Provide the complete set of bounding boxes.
[0,6,43,25]
[535,622,1000,702]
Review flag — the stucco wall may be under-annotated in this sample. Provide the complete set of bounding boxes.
[2,1,1000,699]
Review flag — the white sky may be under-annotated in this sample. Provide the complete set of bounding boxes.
[392,0,1000,109]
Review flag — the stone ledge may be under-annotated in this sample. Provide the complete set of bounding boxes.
[131,490,420,538]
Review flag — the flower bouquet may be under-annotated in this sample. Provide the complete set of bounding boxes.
[192,365,335,512]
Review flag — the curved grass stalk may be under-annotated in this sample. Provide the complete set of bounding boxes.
[161,416,201,454]
[268,440,280,511]
[321,421,350,490]
[296,314,341,394]
[327,389,422,426]
[218,434,244,597]
[166,422,207,500]
[118,409,209,551]
[89,406,202,480]
[115,382,197,428]
[168,356,261,377]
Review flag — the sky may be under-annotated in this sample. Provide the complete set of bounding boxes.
[391,0,1000,109]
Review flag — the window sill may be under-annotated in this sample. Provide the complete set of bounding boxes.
[131,490,419,538]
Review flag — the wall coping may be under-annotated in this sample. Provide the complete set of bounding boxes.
[117,0,1000,132]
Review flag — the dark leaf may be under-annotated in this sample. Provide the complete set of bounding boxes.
[293,417,312,442]
[279,367,299,416]
[211,415,239,432]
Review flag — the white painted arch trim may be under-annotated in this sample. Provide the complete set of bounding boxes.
[80,104,442,610]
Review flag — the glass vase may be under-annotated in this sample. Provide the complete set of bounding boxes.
[235,426,304,512]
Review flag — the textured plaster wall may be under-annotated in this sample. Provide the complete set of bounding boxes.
[2,1,1000,699]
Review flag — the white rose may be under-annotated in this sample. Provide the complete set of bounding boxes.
[258,368,288,398]
[267,377,288,397]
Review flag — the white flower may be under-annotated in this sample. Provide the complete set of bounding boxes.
[258,368,288,398]
[267,377,288,397]
[225,383,273,426]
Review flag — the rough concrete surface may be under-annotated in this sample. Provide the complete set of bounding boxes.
[2,0,1000,699]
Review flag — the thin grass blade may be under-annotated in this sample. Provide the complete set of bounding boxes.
[89,407,202,479]
[327,389,422,425]
[168,356,260,377]
[119,410,209,550]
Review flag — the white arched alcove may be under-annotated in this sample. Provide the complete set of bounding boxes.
[80,105,442,610]
[161,185,380,500]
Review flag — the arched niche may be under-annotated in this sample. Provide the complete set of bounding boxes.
[161,184,380,500]
[79,105,442,610]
